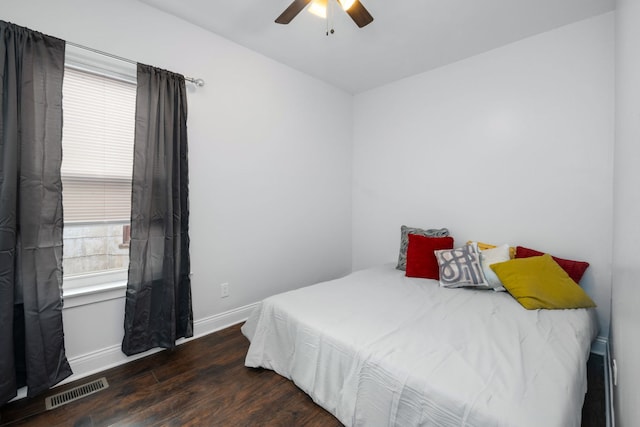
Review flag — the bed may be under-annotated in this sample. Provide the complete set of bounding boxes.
[242,264,598,426]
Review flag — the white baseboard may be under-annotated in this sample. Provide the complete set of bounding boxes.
[188,302,258,340]
[60,302,259,387]
[604,339,614,427]
[591,335,614,427]
[591,335,608,356]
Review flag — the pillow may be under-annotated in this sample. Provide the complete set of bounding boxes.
[396,225,450,271]
[479,244,511,291]
[434,243,487,288]
[490,254,596,310]
[515,246,589,283]
[468,240,516,259]
[405,234,454,280]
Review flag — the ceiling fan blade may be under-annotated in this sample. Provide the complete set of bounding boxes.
[275,0,313,24]
[345,0,374,28]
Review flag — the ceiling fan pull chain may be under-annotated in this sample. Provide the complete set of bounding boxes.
[326,0,335,36]
[326,0,330,35]
[325,1,333,37]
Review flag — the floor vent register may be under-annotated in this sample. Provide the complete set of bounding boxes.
[45,377,109,410]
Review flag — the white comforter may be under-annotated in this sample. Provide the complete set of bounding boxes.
[242,264,598,427]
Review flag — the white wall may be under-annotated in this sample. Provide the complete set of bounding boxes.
[2,0,618,394]
[2,0,353,378]
[612,0,640,424]
[352,13,615,334]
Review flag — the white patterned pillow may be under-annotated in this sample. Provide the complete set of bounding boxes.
[435,243,488,288]
[479,244,511,291]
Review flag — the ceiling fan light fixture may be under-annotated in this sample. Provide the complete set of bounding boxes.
[338,0,356,11]
[308,0,328,18]
[275,0,373,28]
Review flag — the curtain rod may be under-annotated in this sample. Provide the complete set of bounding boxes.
[66,41,205,87]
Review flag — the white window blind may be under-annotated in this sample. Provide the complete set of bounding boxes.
[61,67,136,222]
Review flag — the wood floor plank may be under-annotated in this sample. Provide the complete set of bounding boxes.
[1,322,603,427]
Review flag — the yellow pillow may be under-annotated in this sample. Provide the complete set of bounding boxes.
[468,241,516,259]
[490,254,596,310]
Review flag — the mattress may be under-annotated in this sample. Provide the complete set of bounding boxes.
[242,264,598,426]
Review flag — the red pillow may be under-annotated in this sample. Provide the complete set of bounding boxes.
[515,246,590,284]
[405,234,454,279]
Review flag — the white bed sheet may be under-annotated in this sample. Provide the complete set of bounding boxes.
[242,264,598,427]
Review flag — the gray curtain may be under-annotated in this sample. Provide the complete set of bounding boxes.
[0,21,72,405]
[122,64,193,356]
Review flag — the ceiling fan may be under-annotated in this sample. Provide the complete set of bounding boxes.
[275,0,374,28]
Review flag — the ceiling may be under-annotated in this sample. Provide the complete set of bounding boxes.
[139,0,614,94]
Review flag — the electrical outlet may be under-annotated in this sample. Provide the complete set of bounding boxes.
[613,358,618,386]
[220,282,229,298]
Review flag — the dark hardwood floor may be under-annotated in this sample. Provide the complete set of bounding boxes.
[582,352,606,427]
[1,323,605,426]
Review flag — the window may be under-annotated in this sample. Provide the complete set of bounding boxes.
[61,57,137,290]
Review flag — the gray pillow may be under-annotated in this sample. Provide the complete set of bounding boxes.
[435,244,487,288]
[396,225,450,271]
